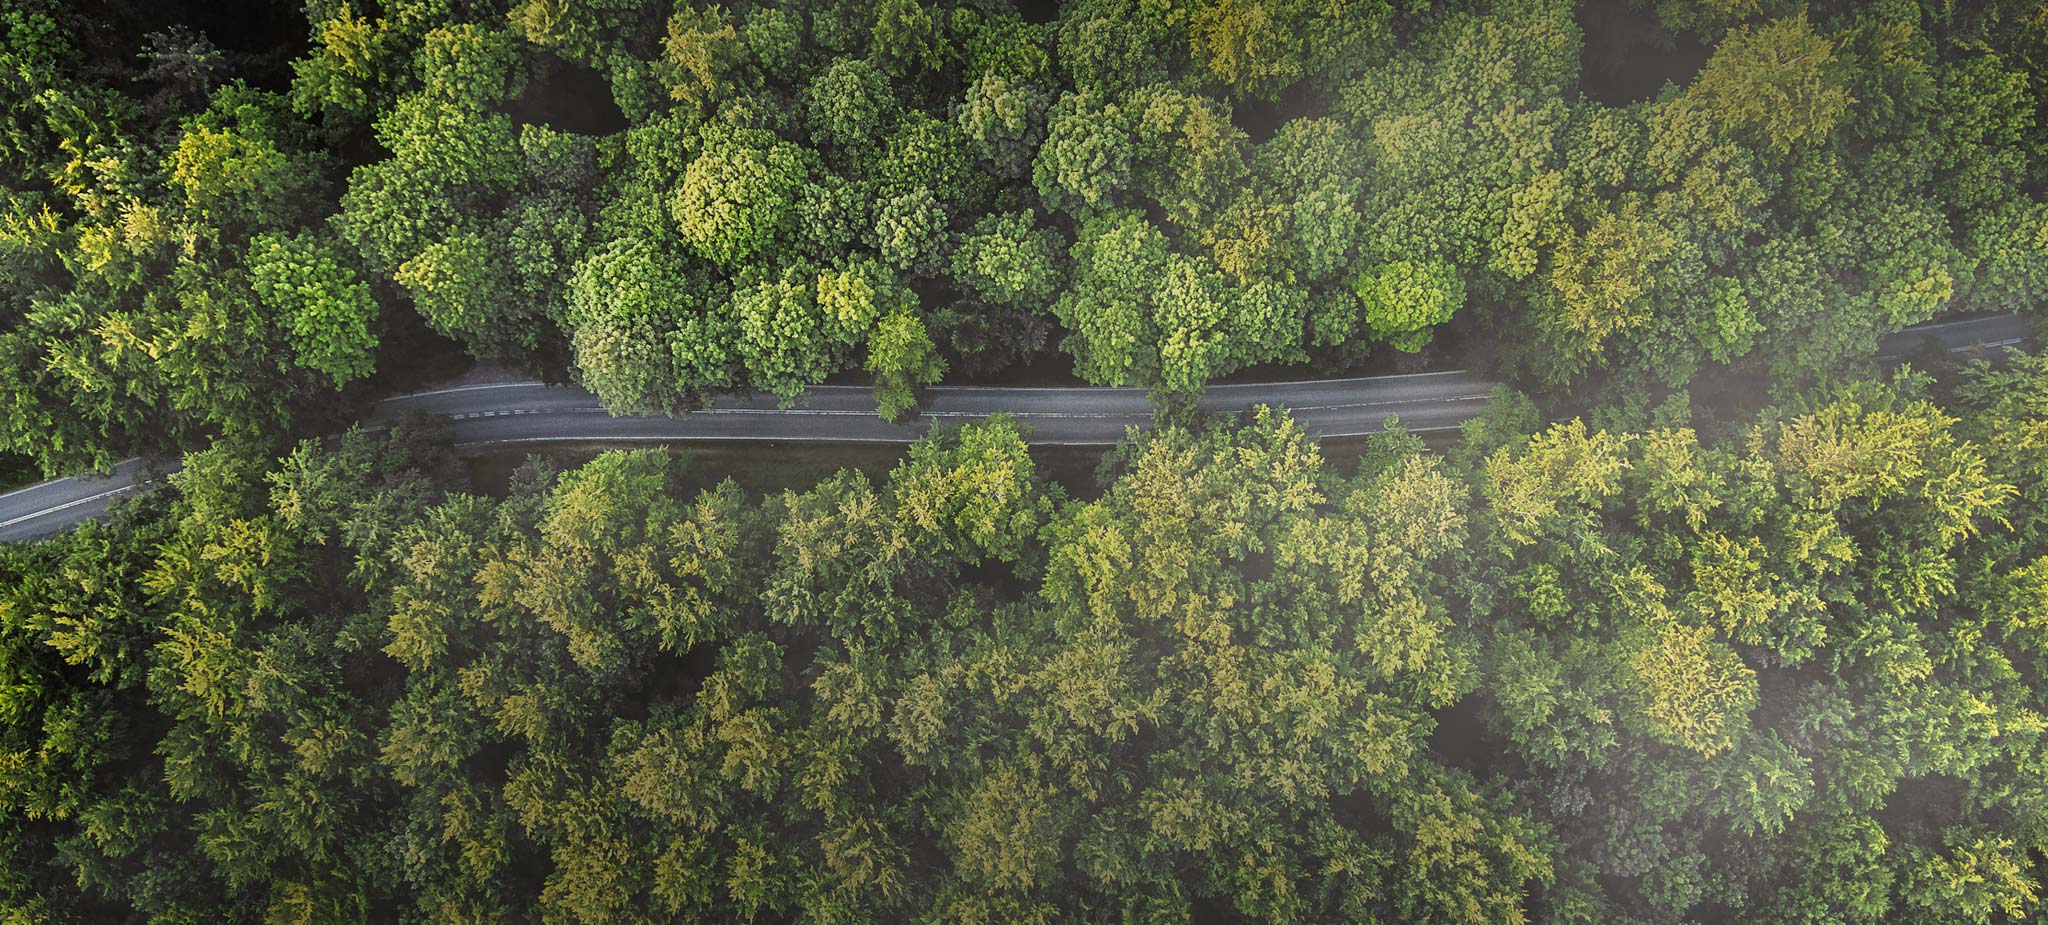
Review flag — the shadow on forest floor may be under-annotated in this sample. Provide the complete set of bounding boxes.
[1577,0,1710,105]
[509,52,628,136]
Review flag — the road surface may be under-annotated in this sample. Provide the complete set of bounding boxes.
[372,369,1498,449]
[0,457,171,542]
[0,313,2031,542]
[1874,314,2029,360]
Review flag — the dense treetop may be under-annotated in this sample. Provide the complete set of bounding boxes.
[3,354,2047,921]
[5,1,2048,919]
[0,0,2043,475]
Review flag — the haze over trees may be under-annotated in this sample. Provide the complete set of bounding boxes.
[2,1,2047,918]
[0,0,2042,475]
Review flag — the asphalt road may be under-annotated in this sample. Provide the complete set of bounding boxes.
[0,313,2031,542]
[372,368,1498,448]
[0,457,172,542]
[1874,313,2030,360]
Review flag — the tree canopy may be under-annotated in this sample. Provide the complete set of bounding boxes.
[2,0,2046,917]
[0,0,2040,476]
[4,354,2048,921]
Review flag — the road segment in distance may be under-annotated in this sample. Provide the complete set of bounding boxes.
[0,313,2032,541]
[1875,313,2030,360]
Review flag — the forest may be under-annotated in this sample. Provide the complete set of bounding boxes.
[1,356,2045,922]
[4,0,2048,921]
[0,0,2045,474]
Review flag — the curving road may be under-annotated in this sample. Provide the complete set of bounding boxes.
[0,313,2031,542]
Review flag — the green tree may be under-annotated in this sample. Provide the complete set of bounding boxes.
[1348,258,1464,352]
[290,1,400,126]
[334,93,518,278]
[950,210,1066,307]
[1622,620,1757,756]
[660,6,741,109]
[868,0,947,78]
[168,87,328,233]
[1541,199,1676,354]
[867,309,944,422]
[393,231,522,355]
[417,23,527,109]
[958,73,1050,179]
[1055,210,1167,386]
[673,126,809,267]
[1053,0,1177,95]
[1187,0,1306,99]
[510,0,645,65]
[803,57,894,155]
[1897,830,2040,925]
[730,263,866,402]
[1689,15,1852,156]
[1033,91,1135,218]
[248,231,379,388]
[564,236,732,414]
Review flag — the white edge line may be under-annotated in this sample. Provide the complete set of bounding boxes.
[11,313,2024,536]
[384,381,554,399]
[381,311,2015,404]
[0,474,77,502]
[0,455,150,504]
[379,369,1489,404]
[435,392,1496,417]
[0,480,153,530]
[450,421,1467,450]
